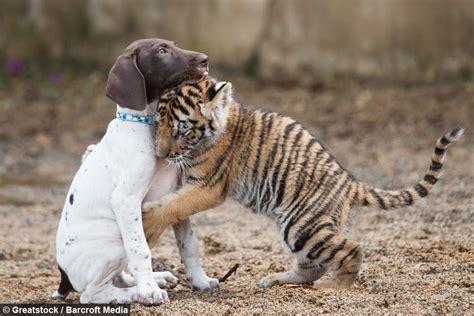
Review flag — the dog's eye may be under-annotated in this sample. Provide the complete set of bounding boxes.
[158,48,167,55]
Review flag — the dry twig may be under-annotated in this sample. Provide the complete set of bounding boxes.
[219,264,240,283]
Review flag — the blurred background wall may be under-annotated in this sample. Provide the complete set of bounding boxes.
[1,0,473,83]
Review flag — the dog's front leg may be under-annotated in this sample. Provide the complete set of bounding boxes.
[111,190,167,305]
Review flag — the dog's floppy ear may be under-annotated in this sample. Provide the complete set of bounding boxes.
[105,50,147,111]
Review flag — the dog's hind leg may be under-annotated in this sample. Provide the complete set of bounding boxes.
[52,265,74,299]
[113,271,136,288]
[81,282,157,304]
[82,275,168,304]
[173,218,219,291]
[153,271,178,288]
[114,271,177,289]
[81,282,133,304]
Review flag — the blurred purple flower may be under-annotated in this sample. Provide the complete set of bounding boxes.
[6,58,23,76]
[48,70,63,84]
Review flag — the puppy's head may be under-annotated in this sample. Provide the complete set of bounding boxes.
[106,38,209,111]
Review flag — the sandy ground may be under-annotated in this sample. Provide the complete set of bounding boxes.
[0,76,473,314]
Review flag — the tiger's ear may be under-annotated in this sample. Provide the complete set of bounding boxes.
[206,81,232,110]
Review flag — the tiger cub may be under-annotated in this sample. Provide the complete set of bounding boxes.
[142,77,463,289]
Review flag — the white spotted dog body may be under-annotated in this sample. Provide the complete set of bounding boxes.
[56,103,173,304]
[142,77,464,290]
[54,39,217,305]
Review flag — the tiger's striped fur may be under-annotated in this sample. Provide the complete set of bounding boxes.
[142,77,464,289]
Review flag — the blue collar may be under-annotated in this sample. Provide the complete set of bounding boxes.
[116,111,155,126]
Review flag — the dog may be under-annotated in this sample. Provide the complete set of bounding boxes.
[54,39,218,305]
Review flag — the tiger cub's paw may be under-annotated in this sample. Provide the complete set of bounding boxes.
[259,270,315,288]
[259,278,277,288]
[259,273,285,288]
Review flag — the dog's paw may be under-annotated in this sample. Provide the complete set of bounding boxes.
[136,282,168,305]
[188,271,220,291]
[153,271,178,289]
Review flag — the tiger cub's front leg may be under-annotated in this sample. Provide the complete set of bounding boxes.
[142,184,225,247]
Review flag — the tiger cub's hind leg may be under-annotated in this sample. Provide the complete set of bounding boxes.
[259,258,328,288]
[312,237,362,289]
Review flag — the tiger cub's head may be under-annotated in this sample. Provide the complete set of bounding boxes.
[155,77,232,163]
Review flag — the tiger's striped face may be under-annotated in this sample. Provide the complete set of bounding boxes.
[156,77,232,164]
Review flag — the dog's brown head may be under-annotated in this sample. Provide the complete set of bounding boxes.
[106,38,209,111]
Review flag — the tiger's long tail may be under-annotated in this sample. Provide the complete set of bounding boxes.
[355,127,464,210]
